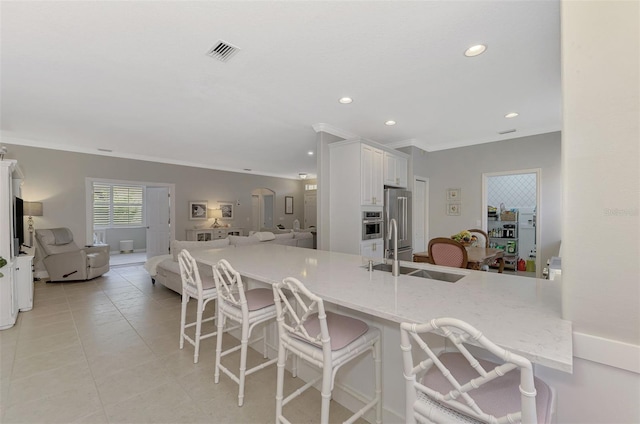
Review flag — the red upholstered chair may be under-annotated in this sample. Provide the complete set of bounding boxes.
[427,238,468,268]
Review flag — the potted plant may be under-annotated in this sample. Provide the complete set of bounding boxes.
[0,256,7,278]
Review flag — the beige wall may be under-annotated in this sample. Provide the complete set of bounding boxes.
[533,2,640,423]
[562,0,639,345]
[409,132,562,273]
[4,144,305,245]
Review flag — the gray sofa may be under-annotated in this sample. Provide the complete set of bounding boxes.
[145,231,314,294]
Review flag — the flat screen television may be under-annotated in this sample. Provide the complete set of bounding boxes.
[14,196,24,247]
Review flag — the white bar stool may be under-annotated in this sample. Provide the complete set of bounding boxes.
[272,277,382,424]
[400,317,555,424]
[178,249,218,364]
[212,259,278,406]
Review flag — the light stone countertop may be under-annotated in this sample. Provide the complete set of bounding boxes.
[191,243,573,373]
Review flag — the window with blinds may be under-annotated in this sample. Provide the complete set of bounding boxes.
[92,183,144,228]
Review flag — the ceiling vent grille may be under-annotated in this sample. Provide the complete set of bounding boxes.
[498,129,517,135]
[207,40,240,62]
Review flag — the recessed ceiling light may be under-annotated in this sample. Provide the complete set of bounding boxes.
[339,97,353,104]
[505,112,519,118]
[308,151,314,156]
[464,44,487,57]
[385,120,396,126]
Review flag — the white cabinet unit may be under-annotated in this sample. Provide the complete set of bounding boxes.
[185,228,243,241]
[329,138,409,256]
[16,255,34,312]
[360,239,384,259]
[361,144,384,206]
[1,160,20,330]
[0,265,18,330]
[383,151,408,188]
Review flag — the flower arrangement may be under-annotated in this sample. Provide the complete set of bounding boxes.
[0,256,7,278]
[451,230,478,246]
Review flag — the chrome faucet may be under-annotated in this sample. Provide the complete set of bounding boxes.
[388,218,399,276]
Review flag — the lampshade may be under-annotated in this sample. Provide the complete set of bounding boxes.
[24,201,43,217]
[210,209,223,219]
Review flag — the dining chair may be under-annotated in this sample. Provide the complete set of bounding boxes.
[400,318,555,424]
[272,277,382,424]
[177,249,218,364]
[427,238,469,268]
[212,259,278,406]
[468,228,489,248]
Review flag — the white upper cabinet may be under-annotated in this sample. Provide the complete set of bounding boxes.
[383,151,408,188]
[361,144,384,206]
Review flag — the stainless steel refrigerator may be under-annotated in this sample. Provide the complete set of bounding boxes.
[384,188,412,261]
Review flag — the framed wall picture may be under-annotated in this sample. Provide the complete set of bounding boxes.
[447,188,461,201]
[446,203,461,216]
[285,196,293,214]
[218,202,234,220]
[189,201,208,220]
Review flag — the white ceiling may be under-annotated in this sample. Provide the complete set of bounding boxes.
[0,1,561,180]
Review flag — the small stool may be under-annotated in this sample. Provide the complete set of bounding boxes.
[119,240,134,253]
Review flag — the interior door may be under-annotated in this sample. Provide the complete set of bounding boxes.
[146,187,170,259]
[304,192,317,228]
[263,194,274,228]
[251,194,260,231]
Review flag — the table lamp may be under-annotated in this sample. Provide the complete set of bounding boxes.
[210,208,223,228]
[24,201,43,246]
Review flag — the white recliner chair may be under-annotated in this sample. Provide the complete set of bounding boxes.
[35,228,110,282]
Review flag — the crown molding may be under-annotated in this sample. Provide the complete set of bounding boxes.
[311,123,359,140]
[420,127,562,152]
[0,133,303,180]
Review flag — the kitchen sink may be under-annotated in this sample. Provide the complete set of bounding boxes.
[403,268,465,283]
[369,263,418,275]
[367,263,465,283]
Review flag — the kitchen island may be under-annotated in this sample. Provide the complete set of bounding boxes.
[191,243,572,421]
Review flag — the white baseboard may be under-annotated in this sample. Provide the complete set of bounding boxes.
[573,331,640,374]
[110,249,146,255]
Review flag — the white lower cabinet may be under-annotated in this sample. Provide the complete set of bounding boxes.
[185,228,244,241]
[16,255,34,312]
[0,262,18,330]
[360,239,384,259]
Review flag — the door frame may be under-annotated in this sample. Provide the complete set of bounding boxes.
[85,177,176,249]
[481,168,541,276]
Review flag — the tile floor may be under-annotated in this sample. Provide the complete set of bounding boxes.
[109,252,148,267]
[0,265,363,423]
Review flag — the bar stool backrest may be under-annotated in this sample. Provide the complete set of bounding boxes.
[400,317,545,424]
[273,277,330,356]
[213,258,247,313]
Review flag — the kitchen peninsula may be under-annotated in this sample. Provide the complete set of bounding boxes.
[191,244,572,420]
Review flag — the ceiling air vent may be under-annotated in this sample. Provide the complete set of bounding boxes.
[207,40,240,62]
[498,129,517,135]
